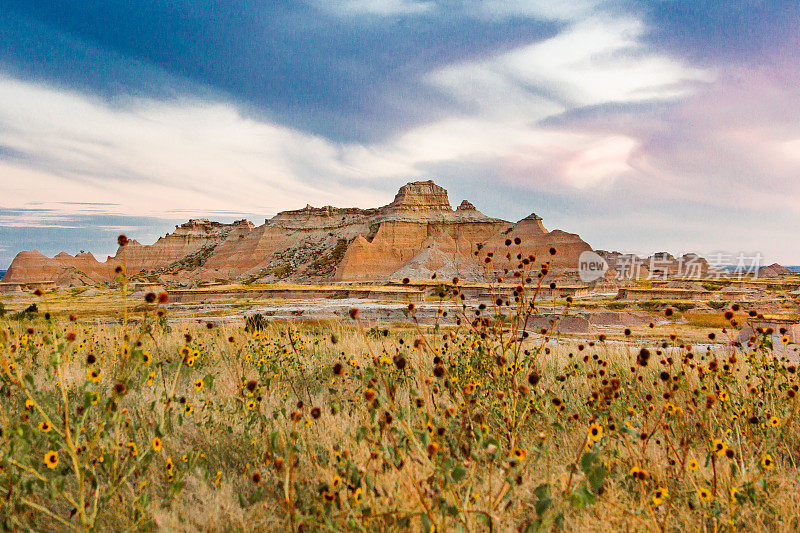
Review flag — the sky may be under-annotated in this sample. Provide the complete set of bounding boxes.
[0,0,799,268]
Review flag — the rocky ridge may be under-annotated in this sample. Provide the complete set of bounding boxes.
[4,180,599,286]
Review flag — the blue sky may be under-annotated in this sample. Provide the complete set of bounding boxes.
[1,0,799,268]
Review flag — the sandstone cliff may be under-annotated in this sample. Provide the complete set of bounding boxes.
[3,180,600,286]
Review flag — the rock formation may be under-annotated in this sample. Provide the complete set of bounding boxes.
[596,251,720,279]
[3,180,601,286]
[758,263,794,278]
[596,251,650,279]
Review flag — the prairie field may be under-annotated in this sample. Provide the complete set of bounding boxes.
[1,283,800,532]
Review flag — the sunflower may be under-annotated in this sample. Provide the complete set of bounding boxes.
[44,451,59,469]
[87,369,101,383]
[142,350,151,365]
[711,438,728,456]
[184,404,193,415]
[246,399,256,410]
[652,487,669,506]
[128,442,138,457]
[38,421,52,433]
[782,336,791,345]
[687,459,699,471]
[511,447,527,461]
[588,423,603,442]
[768,416,780,428]
[194,379,204,392]
[427,441,439,458]
[697,487,712,501]
[761,454,774,470]
[152,437,163,453]
[629,466,648,480]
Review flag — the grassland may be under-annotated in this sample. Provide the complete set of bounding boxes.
[2,281,800,531]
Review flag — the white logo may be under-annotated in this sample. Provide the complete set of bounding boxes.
[578,251,608,283]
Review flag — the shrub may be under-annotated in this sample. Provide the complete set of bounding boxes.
[244,313,269,332]
[10,303,38,320]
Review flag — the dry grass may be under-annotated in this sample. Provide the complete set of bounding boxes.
[2,280,800,531]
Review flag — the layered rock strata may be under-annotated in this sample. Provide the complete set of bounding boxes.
[3,180,599,286]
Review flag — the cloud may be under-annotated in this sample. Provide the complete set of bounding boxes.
[779,139,800,161]
[0,207,83,228]
[0,76,402,219]
[0,211,189,267]
[369,14,709,190]
[1,0,557,143]
[622,67,800,213]
[560,135,638,188]
[638,0,800,67]
[319,0,602,21]
[1,2,799,266]
[426,15,711,112]
[468,0,602,21]
[315,0,435,16]
[0,8,784,221]
[0,12,706,224]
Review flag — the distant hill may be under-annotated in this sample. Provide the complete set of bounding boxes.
[717,265,800,275]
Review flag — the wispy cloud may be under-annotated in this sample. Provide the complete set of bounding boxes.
[319,0,601,21]
[314,0,435,16]
[466,0,602,21]
[368,15,710,190]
